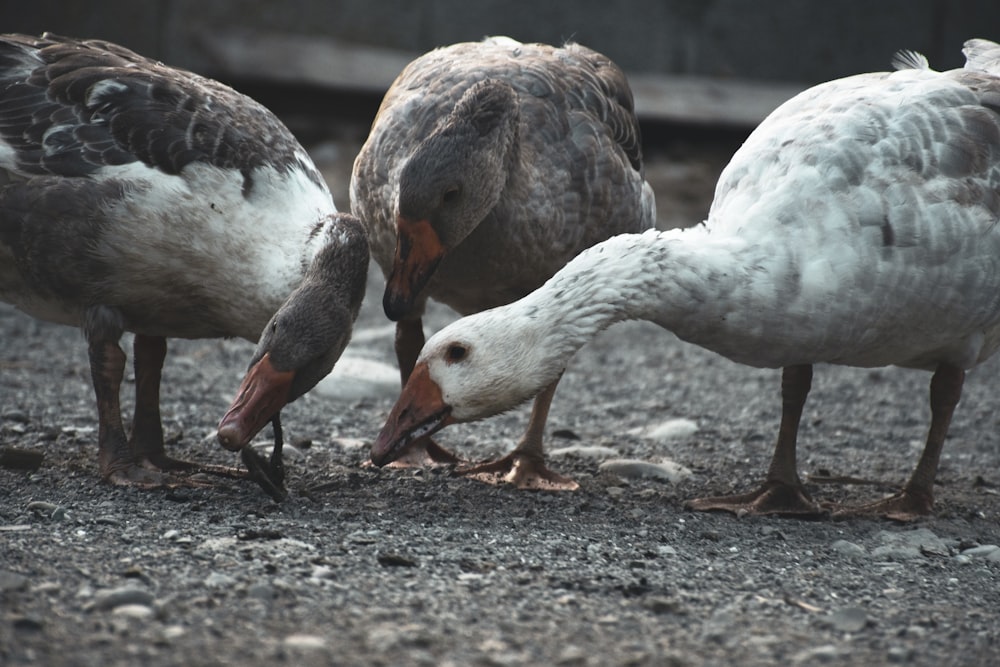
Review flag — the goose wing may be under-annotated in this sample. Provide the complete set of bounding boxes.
[0,33,310,179]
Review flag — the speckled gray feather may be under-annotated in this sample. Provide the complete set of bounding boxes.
[0,33,315,182]
[350,36,655,316]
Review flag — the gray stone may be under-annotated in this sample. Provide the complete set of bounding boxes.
[873,528,948,561]
[598,458,692,483]
[0,570,29,593]
[830,539,867,559]
[111,603,155,619]
[247,582,275,601]
[961,544,1000,558]
[826,606,868,633]
[888,646,914,663]
[283,633,328,651]
[88,586,155,611]
[204,572,237,589]
[793,644,841,663]
[549,445,619,459]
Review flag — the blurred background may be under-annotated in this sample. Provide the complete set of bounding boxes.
[4,0,999,228]
[7,1,999,86]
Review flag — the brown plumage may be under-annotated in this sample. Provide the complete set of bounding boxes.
[352,36,655,488]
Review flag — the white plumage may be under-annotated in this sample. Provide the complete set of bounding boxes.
[374,39,1000,519]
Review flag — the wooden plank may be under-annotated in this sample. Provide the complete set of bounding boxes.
[196,27,413,93]
[628,73,804,128]
[198,28,805,128]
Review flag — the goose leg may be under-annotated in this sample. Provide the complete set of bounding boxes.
[458,376,578,490]
[835,362,963,521]
[687,364,823,516]
[131,334,243,479]
[386,318,461,466]
[86,308,188,487]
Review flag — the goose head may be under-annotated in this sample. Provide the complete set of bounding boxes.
[217,214,369,451]
[371,305,563,465]
[383,79,519,320]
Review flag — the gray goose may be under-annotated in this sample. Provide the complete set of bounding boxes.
[0,33,369,490]
[373,39,1000,519]
[351,36,655,489]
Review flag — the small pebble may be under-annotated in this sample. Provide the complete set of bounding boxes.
[88,586,155,611]
[830,539,867,559]
[111,604,155,619]
[961,544,1000,558]
[377,552,418,568]
[2,410,30,423]
[556,645,587,665]
[313,356,399,401]
[204,572,237,588]
[330,437,367,449]
[12,616,44,632]
[549,445,619,459]
[251,441,303,461]
[283,633,328,650]
[31,581,61,595]
[311,565,336,580]
[93,516,121,527]
[826,606,868,633]
[247,583,275,601]
[793,645,840,663]
[888,646,913,663]
[598,458,692,483]
[873,528,947,561]
[0,570,29,593]
[643,595,683,615]
[635,418,699,440]
[26,501,59,516]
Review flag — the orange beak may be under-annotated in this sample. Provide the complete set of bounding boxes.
[383,215,445,321]
[217,353,295,451]
[371,362,455,466]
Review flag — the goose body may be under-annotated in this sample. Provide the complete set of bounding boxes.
[352,36,655,487]
[374,39,1000,518]
[0,33,369,487]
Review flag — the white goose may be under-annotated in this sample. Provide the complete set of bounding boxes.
[353,37,655,489]
[0,34,369,489]
[373,39,1000,519]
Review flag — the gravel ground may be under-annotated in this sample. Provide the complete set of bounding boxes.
[2,125,1000,667]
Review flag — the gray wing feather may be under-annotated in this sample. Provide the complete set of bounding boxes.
[0,33,305,178]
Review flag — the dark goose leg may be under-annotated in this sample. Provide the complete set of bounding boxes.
[458,375,578,490]
[131,334,243,479]
[835,362,963,520]
[86,308,190,487]
[687,364,824,516]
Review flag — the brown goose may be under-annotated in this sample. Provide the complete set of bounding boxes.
[352,36,655,489]
[0,33,369,489]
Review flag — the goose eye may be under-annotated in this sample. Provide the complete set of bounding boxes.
[445,344,468,363]
[442,187,460,204]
